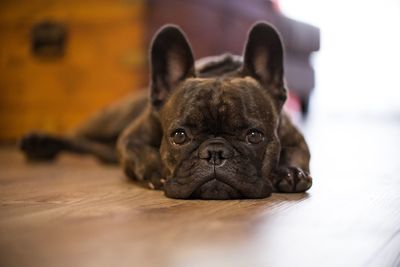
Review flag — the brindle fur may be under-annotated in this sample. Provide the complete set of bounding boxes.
[20,23,312,199]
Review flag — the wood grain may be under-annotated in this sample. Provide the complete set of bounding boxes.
[0,114,399,267]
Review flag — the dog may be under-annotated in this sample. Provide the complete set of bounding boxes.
[20,22,312,199]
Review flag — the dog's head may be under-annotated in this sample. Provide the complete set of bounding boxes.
[150,23,286,199]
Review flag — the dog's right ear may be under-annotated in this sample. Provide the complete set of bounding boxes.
[150,25,195,109]
[242,22,286,108]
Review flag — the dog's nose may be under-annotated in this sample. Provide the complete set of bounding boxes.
[199,139,234,166]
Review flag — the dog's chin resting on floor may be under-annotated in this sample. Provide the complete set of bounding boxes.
[20,22,313,200]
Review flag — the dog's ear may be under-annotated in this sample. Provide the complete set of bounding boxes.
[150,25,195,109]
[242,22,287,105]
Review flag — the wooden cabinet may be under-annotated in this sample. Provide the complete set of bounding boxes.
[0,0,146,141]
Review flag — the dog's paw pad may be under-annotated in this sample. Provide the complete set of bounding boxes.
[274,167,312,193]
[19,133,65,160]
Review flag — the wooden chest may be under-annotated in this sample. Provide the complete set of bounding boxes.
[0,0,146,141]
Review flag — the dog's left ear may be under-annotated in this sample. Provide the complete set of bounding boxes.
[150,25,195,109]
[242,22,287,105]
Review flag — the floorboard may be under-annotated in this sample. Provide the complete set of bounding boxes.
[0,113,399,267]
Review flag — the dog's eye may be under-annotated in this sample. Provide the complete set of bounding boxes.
[171,129,187,145]
[246,130,264,144]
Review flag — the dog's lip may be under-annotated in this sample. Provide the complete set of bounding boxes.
[213,171,269,198]
[191,178,241,199]
[174,173,218,187]
[164,173,215,198]
[165,167,269,199]
[199,178,236,192]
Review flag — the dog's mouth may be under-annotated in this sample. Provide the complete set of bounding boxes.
[164,171,239,200]
[164,169,271,200]
[190,178,241,200]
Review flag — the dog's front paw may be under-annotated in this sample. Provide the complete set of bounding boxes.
[271,166,312,193]
[121,154,164,190]
[19,132,66,161]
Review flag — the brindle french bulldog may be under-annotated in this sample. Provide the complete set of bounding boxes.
[20,22,312,199]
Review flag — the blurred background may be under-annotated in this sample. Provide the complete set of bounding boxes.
[0,0,399,142]
[0,0,320,142]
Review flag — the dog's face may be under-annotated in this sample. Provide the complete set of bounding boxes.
[150,23,287,199]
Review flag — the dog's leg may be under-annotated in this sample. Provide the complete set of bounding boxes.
[20,132,118,163]
[19,92,149,164]
[72,91,148,144]
[271,115,313,193]
[117,108,164,190]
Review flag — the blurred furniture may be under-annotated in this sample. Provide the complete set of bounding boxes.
[0,0,319,142]
[0,0,146,141]
[146,0,320,114]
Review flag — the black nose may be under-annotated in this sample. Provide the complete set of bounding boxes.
[199,139,234,166]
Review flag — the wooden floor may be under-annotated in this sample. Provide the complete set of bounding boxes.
[0,113,399,267]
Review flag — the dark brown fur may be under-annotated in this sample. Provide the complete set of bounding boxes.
[20,22,312,199]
